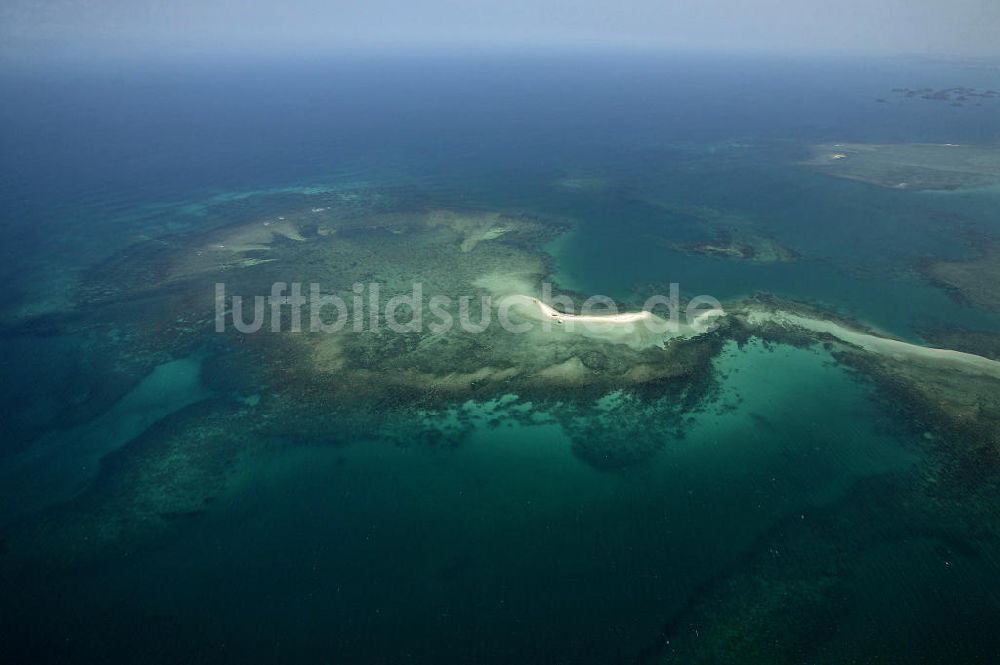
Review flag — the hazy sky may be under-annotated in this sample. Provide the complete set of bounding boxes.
[2,0,999,59]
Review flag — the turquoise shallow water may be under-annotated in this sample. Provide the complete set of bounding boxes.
[535,147,1000,341]
[3,343,922,663]
[0,354,211,524]
[2,53,1000,663]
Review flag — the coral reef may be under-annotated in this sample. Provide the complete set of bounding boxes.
[6,184,1000,665]
[674,231,798,264]
[645,296,1000,664]
[641,202,799,264]
[0,185,730,568]
[653,472,1000,664]
[804,143,1000,191]
[918,240,1000,313]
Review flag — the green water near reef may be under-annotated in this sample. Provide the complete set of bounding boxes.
[534,147,1000,341]
[2,342,924,663]
[3,54,1000,664]
[4,160,999,663]
[0,354,211,523]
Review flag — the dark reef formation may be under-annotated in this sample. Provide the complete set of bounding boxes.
[0,185,729,567]
[888,86,1000,107]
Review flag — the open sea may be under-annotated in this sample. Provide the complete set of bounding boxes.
[2,51,999,663]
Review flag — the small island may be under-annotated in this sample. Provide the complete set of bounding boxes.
[886,86,1000,107]
[675,231,799,264]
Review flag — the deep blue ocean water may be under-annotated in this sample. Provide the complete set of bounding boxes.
[2,52,1000,664]
[3,52,999,331]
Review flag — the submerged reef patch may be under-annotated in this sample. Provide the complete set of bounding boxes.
[2,399,261,568]
[673,231,799,264]
[652,470,1000,664]
[803,142,1000,191]
[0,185,733,570]
[726,296,1000,477]
[645,203,799,265]
[7,181,1000,665]
[643,303,1000,664]
[918,239,1000,313]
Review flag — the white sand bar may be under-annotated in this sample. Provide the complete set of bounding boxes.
[510,296,723,349]
[745,309,1000,379]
